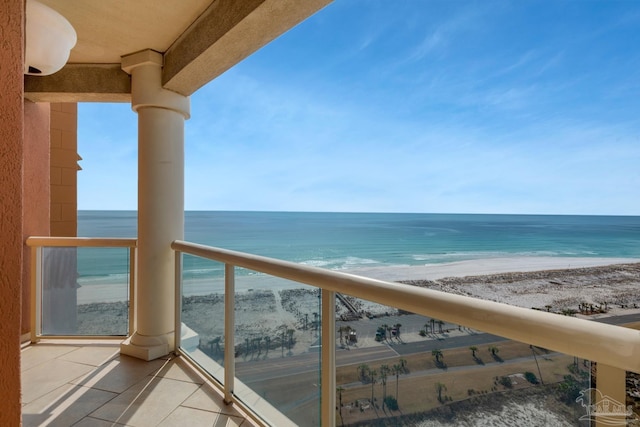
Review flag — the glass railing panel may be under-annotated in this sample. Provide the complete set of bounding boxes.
[334,296,594,426]
[233,271,321,426]
[42,246,130,335]
[179,254,226,381]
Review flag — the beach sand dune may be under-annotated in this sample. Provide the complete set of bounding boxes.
[345,257,640,316]
[77,257,640,342]
[347,256,638,282]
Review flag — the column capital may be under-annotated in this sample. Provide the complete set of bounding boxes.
[121,49,163,74]
[121,49,190,119]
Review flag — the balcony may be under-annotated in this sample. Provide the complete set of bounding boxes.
[25,237,640,426]
[21,340,257,426]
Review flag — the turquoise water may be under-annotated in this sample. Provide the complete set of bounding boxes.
[77,211,640,281]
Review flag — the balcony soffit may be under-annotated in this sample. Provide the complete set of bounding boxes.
[24,0,332,103]
[37,0,212,64]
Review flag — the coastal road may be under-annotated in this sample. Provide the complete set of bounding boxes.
[235,312,640,384]
[591,312,640,325]
[236,345,398,384]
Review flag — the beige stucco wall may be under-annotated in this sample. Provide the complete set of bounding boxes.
[23,101,51,335]
[50,103,79,237]
[0,0,24,423]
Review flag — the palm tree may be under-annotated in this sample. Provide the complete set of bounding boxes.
[392,363,402,402]
[287,329,295,351]
[432,348,443,363]
[393,323,402,339]
[280,332,285,356]
[369,369,377,403]
[437,320,445,334]
[399,358,407,373]
[469,346,478,358]
[278,325,287,356]
[211,336,221,355]
[530,345,544,385]
[343,326,353,347]
[379,364,390,403]
[255,337,262,356]
[435,382,447,403]
[264,336,271,356]
[338,326,345,346]
[380,324,389,342]
[337,386,344,426]
[357,363,369,382]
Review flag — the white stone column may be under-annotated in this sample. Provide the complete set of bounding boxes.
[120,50,190,361]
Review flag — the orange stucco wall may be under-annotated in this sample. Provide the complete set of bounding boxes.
[0,0,25,424]
[50,103,78,237]
[23,101,51,336]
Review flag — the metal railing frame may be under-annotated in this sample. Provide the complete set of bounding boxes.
[26,237,138,342]
[172,240,640,427]
[26,236,639,426]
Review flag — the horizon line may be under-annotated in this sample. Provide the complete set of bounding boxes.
[76,209,640,217]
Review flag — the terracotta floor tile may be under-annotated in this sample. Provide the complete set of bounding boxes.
[88,376,200,427]
[22,383,117,427]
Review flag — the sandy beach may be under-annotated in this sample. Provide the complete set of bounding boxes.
[176,257,640,360]
[337,257,639,315]
[72,256,640,425]
[77,257,640,337]
[347,256,638,282]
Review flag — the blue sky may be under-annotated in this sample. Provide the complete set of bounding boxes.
[78,0,640,215]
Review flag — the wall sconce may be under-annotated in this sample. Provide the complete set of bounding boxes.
[24,0,77,76]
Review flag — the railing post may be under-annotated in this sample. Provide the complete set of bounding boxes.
[174,250,182,351]
[321,290,336,427]
[129,247,137,337]
[224,263,235,405]
[30,245,42,342]
[595,364,629,427]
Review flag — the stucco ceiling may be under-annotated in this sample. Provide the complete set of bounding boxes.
[38,0,212,65]
[25,0,331,102]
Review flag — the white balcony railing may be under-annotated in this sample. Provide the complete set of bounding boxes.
[27,236,640,426]
[172,240,640,427]
[26,236,137,341]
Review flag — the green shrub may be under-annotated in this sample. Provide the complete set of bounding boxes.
[499,376,513,388]
[524,371,539,384]
[384,396,399,410]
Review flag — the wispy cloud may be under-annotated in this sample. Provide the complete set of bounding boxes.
[78,1,640,215]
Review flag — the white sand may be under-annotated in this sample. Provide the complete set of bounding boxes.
[340,257,640,318]
[79,257,640,313]
[345,257,639,282]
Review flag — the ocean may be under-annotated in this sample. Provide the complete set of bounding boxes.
[76,211,640,282]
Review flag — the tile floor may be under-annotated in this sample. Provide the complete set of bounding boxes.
[21,340,259,427]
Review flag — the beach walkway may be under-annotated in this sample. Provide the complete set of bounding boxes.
[21,340,257,427]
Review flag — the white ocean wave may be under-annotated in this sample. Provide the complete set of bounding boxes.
[411,250,605,263]
[300,256,383,269]
[77,273,129,285]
